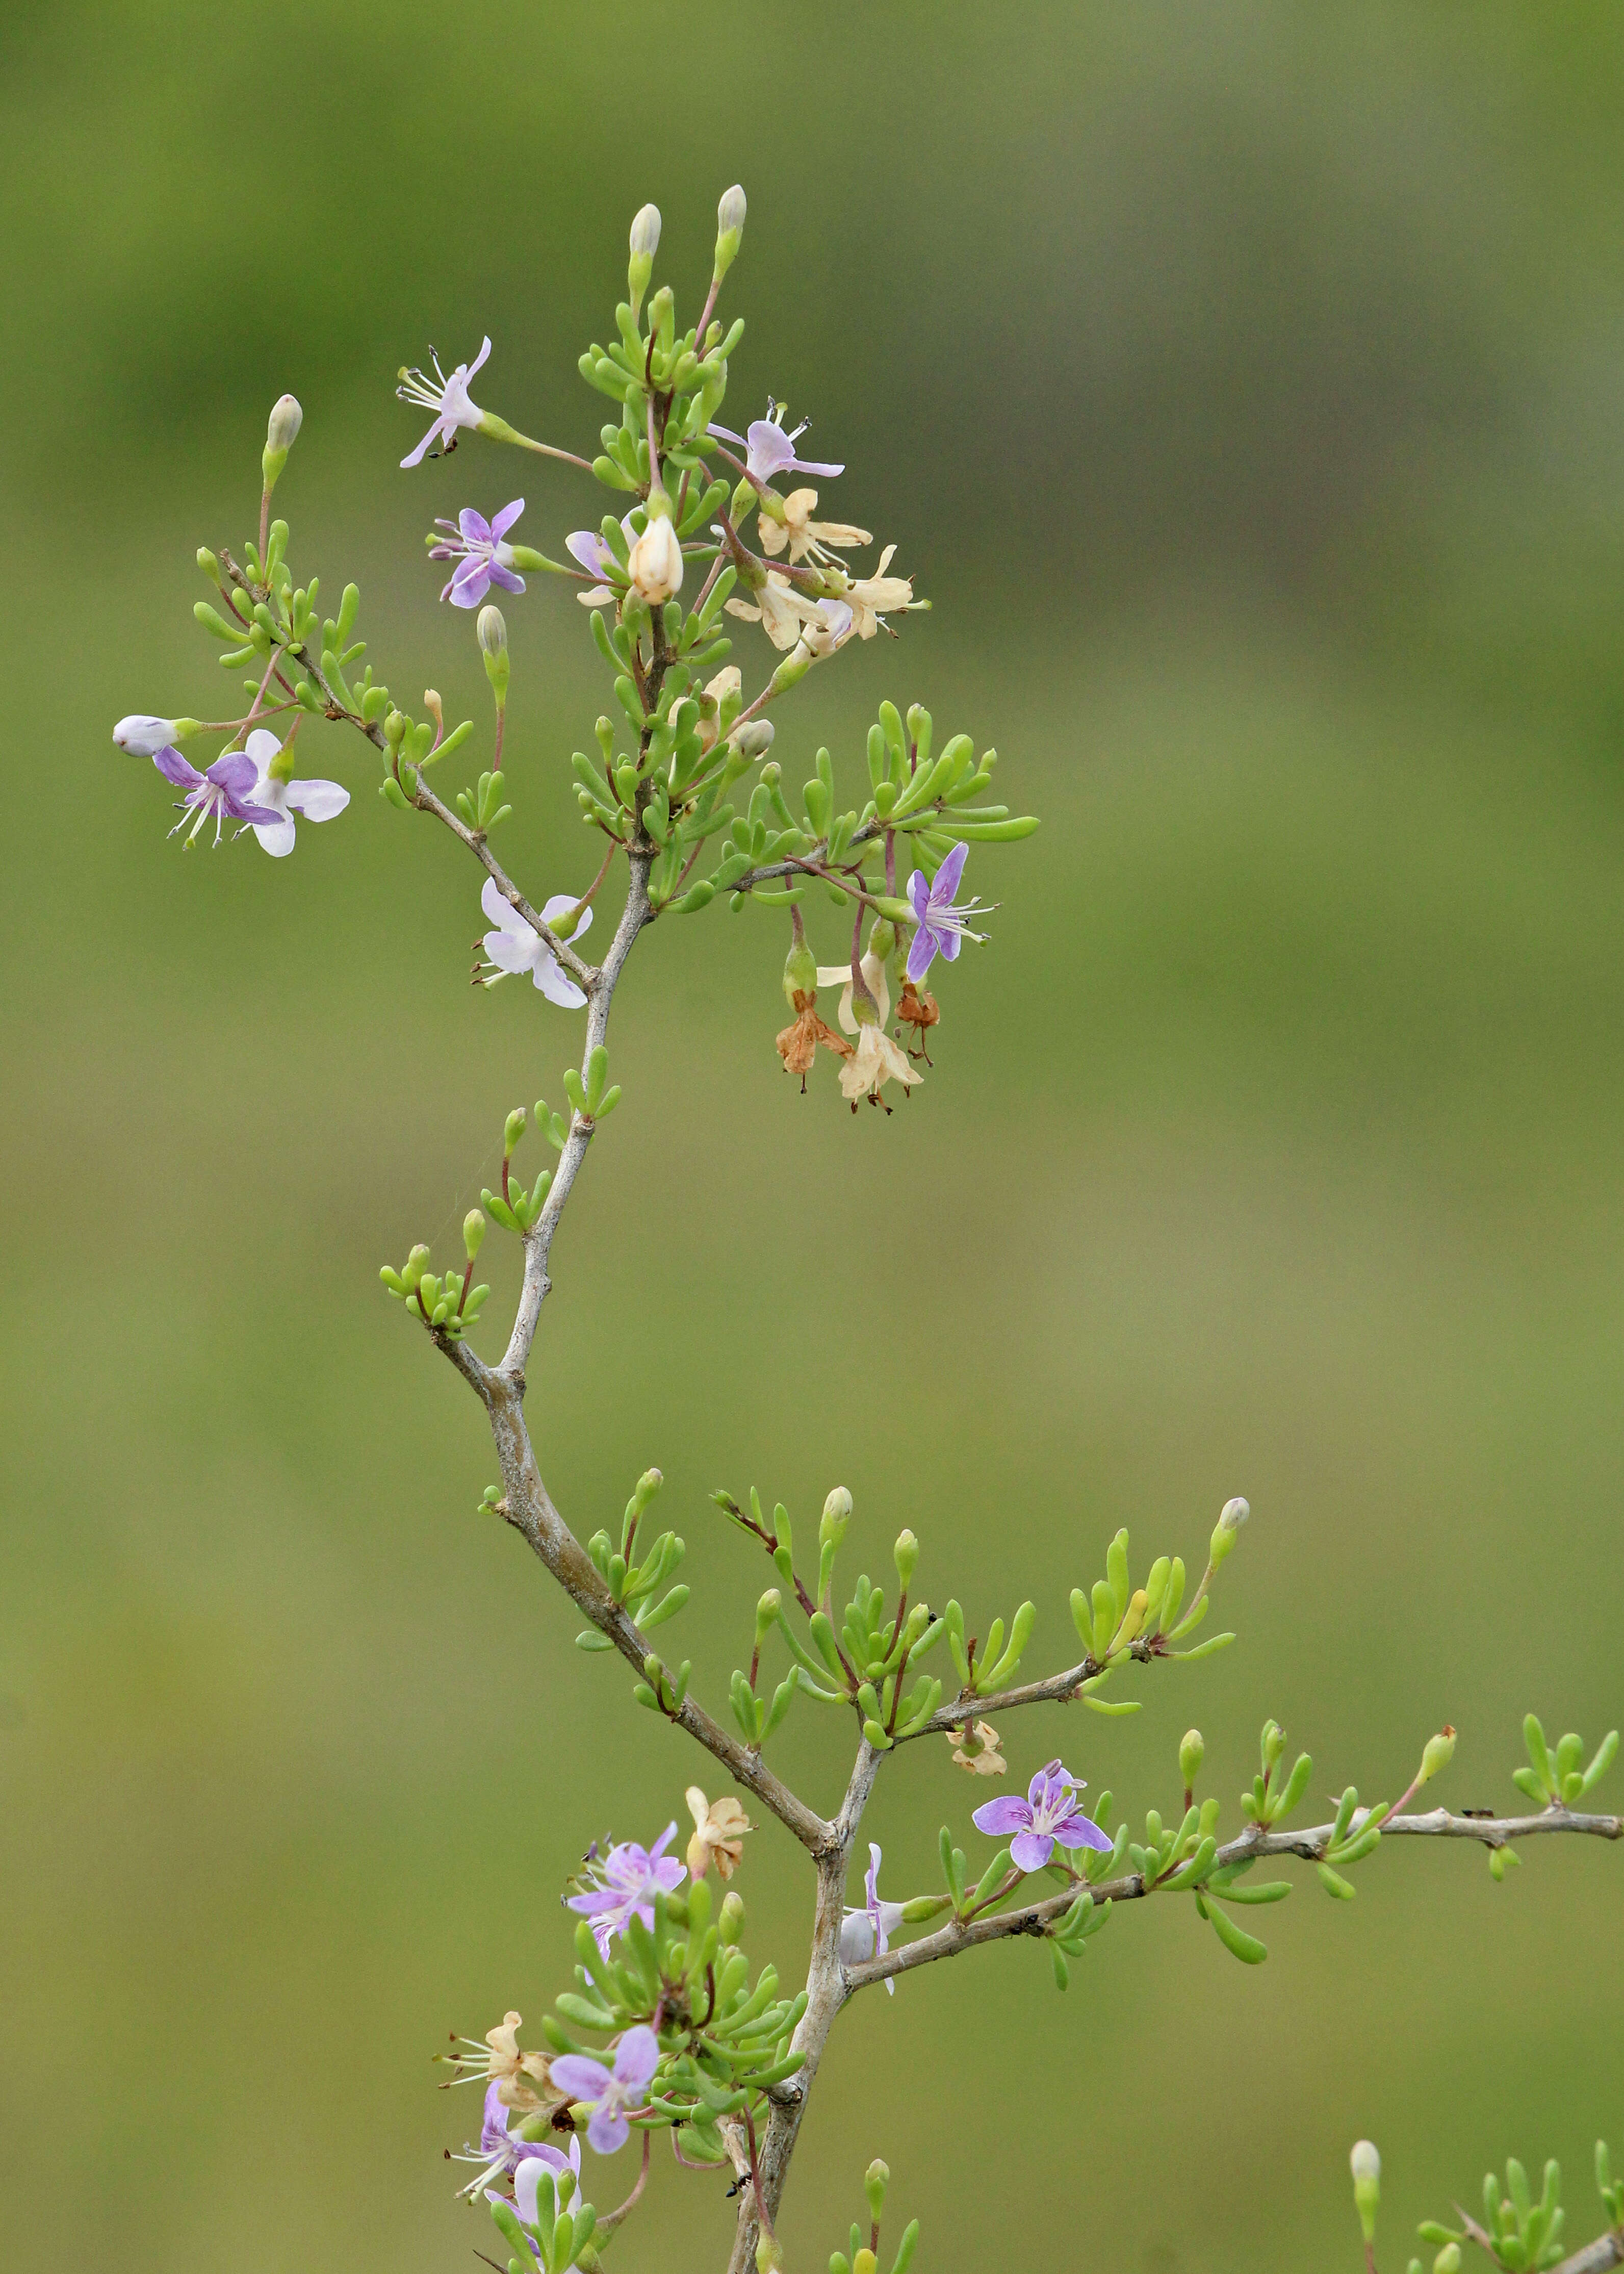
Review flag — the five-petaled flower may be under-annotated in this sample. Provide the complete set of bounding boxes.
[240,728,349,857]
[479,878,591,1007]
[564,1824,685,1958]
[430,500,528,608]
[151,745,280,848]
[759,488,871,569]
[971,1758,1113,1873]
[398,338,492,468]
[684,1785,752,1881]
[947,1719,1007,1776]
[905,844,989,983]
[710,402,843,487]
[550,2025,661,2155]
[842,545,924,641]
[837,1842,905,1992]
[725,568,823,651]
[443,2010,556,2114]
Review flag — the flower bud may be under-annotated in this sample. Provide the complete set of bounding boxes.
[867,916,897,964]
[504,1108,527,1157]
[1209,1495,1250,1568]
[893,1529,919,1589]
[1418,1724,1457,1785]
[1434,2248,1461,2273]
[719,1888,745,1945]
[463,1209,485,1260]
[402,1243,430,1292]
[783,930,817,1006]
[477,605,510,703]
[1180,1730,1205,1788]
[864,2160,890,2225]
[262,393,303,492]
[1350,2140,1381,2241]
[756,2235,784,2274]
[820,1487,853,1548]
[755,1589,781,1645]
[732,720,775,760]
[628,202,661,316]
[767,644,813,697]
[424,688,444,734]
[113,713,190,756]
[854,2255,877,2274]
[713,183,747,285]
[626,513,683,604]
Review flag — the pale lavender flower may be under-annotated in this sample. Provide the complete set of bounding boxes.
[905,844,990,983]
[837,1842,906,1994]
[454,2081,559,2202]
[710,402,843,485]
[972,1758,1113,1874]
[430,500,527,608]
[481,878,592,1008]
[397,338,491,468]
[564,1823,684,1957]
[114,714,185,756]
[512,2137,581,2224]
[241,728,349,857]
[550,2026,660,2156]
[151,745,279,848]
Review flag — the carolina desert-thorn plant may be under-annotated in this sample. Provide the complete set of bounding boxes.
[114,191,1624,2274]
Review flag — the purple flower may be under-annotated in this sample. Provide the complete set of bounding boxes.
[455,2081,561,2202]
[566,528,619,580]
[564,1824,685,1958]
[550,2025,660,2156]
[480,878,592,1008]
[397,337,491,468]
[905,844,990,985]
[972,1759,1113,1875]
[240,729,349,857]
[710,402,843,486]
[430,500,527,608]
[837,1842,905,1994]
[151,745,280,848]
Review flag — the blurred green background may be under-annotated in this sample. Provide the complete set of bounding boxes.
[3,2,1622,2267]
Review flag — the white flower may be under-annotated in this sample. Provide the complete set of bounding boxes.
[480,877,592,1007]
[397,338,492,469]
[839,1021,920,1106]
[726,570,823,651]
[242,728,349,857]
[759,488,872,568]
[843,545,923,641]
[626,513,683,604]
[798,598,853,659]
[816,949,890,1034]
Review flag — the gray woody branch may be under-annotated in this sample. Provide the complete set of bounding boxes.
[845,1806,1623,1993]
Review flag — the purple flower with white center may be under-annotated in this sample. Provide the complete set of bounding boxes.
[837,1842,906,1994]
[151,745,280,848]
[550,2025,660,2156]
[905,843,991,984]
[480,878,592,1008]
[428,500,527,608]
[455,2081,562,2202]
[397,337,491,468]
[709,401,843,486]
[240,728,349,857]
[564,1823,685,1958]
[971,1758,1113,1874]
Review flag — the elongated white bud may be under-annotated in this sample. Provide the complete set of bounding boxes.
[626,514,683,604]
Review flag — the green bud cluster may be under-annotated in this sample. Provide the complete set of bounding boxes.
[1514,1713,1617,1810]
[378,1237,489,1339]
[1415,2152,1570,2270]
[561,1043,622,1125]
[578,1468,687,1663]
[1064,1512,1241,1714]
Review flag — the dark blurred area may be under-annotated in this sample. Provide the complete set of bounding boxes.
[3,4,1622,2270]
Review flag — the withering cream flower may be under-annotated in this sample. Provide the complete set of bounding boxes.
[685,1785,752,1880]
[843,545,925,641]
[777,992,854,1089]
[840,1023,920,1109]
[759,488,872,567]
[726,570,823,651]
[442,2010,559,2115]
[699,665,742,753]
[947,1720,1007,1776]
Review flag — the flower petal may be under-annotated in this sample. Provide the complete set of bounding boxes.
[251,811,298,857]
[449,558,492,608]
[283,777,350,823]
[401,420,440,469]
[242,727,282,773]
[208,753,259,797]
[613,2024,660,2093]
[486,560,526,595]
[489,498,526,541]
[932,840,969,904]
[152,745,203,790]
[549,2053,612,2101]
[468,336,493,379]
[482,875,518,931]
[534,960,588,1009]
[971,1795,1030,1837]
[458,507,495,546]
[586,2104,630,2156]
[1009,1829,1054,1874]
[1051,1812,1115,1853]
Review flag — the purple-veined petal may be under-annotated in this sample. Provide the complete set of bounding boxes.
[1051,1812,1115,1854]
[152,745,203,790]
[613,2025,660,2093]
[971,1795,1031,1838]
[489,498,526,541]
[449,558,493,609]
[486,560,526,596]
[1009,1829,1054,1874]
[586,2104,630,2156]
[458,507,495,545]
[207,752,259,797]
[930,840,968,906]
[907,869,932,924]
[283,777,350,822]
[550,2053,612,2101]
[935,924,963,963]
[905,928,939,986]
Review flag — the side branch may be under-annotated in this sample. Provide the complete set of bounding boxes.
[844,1807,1623,1991]
[908,1641,1157,1741]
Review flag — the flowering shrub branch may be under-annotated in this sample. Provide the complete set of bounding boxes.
[118,188,1621,2274]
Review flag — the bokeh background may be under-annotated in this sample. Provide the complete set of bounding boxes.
[3,3,1622,2267]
